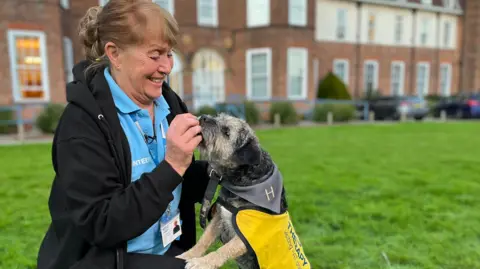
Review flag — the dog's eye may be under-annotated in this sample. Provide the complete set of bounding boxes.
[221,126,230,138]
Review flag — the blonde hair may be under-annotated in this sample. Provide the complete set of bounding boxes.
[78,0,179,76]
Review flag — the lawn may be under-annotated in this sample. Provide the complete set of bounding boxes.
[1,121,480,269]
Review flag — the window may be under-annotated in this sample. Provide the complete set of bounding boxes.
[154,0,174,15]
[60,0,69,9]
[169,52,184,98]
[443,21,451,48]
[246,48,271,100]
[391,62,405,96]
[247,0,270,27]
[364,61,379,92]
[288,0,307,26]
[99,0,109,6]
[192,49,225,110]
[439,63,452,96]
[63,37,74,83]
[333,59,349,85]
[420,18,428,46]
[395,15,403,44]
[336,9,347,40]
[7,30,50,103]
[443,0,456,8]
[197,0,218,26]
[416,63,430,96]
[287,48,308,99]
[422,0,432,4]
[368,13,376,43]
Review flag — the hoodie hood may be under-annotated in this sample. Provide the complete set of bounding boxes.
[66,60,120,143]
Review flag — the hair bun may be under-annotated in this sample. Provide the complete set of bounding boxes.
[78,6,103,61]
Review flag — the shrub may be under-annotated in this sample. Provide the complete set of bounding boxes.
[312,104,356,123]
[0,110,13,134]
[316,72,352,100]
[243,101,260,125]
[269,101,298,125]
[196,105,217,116]
[36,103,65,134]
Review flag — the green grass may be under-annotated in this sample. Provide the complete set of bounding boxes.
[1,122,480,269]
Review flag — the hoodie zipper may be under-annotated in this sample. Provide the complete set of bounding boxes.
[97,113,126,269]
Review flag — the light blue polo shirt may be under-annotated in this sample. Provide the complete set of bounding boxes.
[104,67,182,255]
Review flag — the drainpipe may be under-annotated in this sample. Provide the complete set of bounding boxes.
[434,12,441,96]
[355,1,362,99]
[459,0,468,93]
[410,9,417,96]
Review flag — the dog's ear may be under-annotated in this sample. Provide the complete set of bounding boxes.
[234,138,261,166]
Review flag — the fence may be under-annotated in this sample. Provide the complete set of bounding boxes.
[0,103,47,142]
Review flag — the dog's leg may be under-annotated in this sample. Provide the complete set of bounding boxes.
[176,210,221,260]
[185,235,247,269]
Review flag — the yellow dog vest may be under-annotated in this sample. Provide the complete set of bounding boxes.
[204,164,310,269]
[234,206,310,269]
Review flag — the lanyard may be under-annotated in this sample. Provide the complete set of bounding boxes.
[129,110,167,166]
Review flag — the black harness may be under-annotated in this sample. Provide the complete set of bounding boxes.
[199,165,223,229]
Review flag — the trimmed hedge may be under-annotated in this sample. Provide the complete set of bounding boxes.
[243,101,260,125]
[316,71,352,100]
[312,104,356,123]
[0,110,13,134]
[269,101,298,125]
[36,103,65,134]
[196,105,217,116]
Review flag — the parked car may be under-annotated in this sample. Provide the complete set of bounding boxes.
[431,92,480,119]
[356,95,429,121]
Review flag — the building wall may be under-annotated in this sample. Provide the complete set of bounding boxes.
[314,0,462,98]
[0,0,471,114]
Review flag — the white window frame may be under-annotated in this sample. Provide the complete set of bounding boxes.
[197,0,218,26]
[394,15,403,44]
[420,18,429,46]
[99,0,109,6]
[286,47,308,100]
[364,60,379,93]
[390,61,405,96]
[246,48,272,100]
[63,37,74,83]
[333,59,349,86]
[288,0,307,27]
[443,21,451,48]
[439,63,452,97]
[60,0,69,9]
[247,0,270,28]
[153,0,175,15]
[336,9,347,40]
[7,29,50,103]
[416,62,430,96]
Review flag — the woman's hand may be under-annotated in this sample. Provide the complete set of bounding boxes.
[165,113,202,176]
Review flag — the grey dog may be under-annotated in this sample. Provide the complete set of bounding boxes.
[176,113,291,269]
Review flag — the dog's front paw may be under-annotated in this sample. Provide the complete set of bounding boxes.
[185,257,218,269]
[176,249,202,260]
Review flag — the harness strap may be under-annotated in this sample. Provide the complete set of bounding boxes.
[199,165,222,229]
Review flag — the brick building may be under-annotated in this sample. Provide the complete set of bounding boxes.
[0,0,473,114]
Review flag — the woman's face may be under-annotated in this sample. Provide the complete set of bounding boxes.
[107,38,174,106]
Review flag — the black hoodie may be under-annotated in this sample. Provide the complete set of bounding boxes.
[36,60,210,269]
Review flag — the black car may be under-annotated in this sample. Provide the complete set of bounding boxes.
[431,92,480,119]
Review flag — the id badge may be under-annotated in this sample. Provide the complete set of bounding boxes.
[160,212,182,247]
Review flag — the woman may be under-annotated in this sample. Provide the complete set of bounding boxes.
[36,1,210,268]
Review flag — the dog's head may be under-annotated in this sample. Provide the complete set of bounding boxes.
[197,113,261,169]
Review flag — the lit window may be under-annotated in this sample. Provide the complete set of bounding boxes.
[7,30,50,102]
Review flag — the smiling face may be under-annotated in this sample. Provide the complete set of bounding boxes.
[106,38,174,106]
